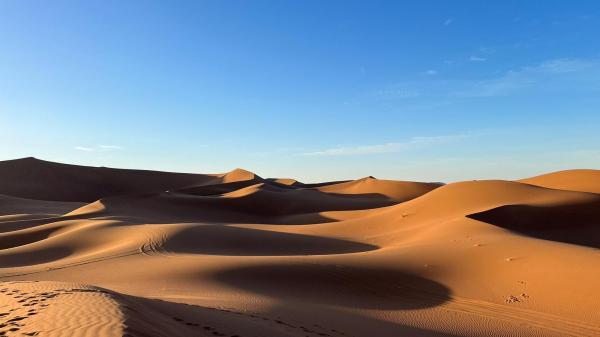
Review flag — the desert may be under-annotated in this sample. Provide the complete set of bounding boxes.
[2,1,600,336]
[1,157,599,336]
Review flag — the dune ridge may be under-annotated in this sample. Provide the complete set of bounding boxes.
[519,169,600,194]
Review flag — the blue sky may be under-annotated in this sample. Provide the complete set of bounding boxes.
[1,1,599,182]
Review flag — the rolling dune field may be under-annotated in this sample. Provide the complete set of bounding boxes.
[1,158,599,337]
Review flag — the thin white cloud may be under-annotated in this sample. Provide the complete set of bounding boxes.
[444,19,453,26]
[535,58,595,74]
[301,134,468,156]
[98,145,122,150]
[454,74,534,97]
[367,57,600,104]
[74,146,95,152]
[74,145,122,152]
[424,70,438,75]
[469,56,486,62]
[375,88,419,99]
[456,58,600,97]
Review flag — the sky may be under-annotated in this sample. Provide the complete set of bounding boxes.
[1,0,599,182]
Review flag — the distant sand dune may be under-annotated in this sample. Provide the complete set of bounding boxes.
[520,169,600,193]
[0,157,214,202]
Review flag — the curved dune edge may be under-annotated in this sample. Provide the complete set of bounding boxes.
[519,169,600,193]
[316,177,443,202]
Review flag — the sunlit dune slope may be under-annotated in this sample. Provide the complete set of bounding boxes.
[519,169,600,193]
[317,176,443,202]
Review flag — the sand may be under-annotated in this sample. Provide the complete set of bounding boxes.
[1,157,599,337]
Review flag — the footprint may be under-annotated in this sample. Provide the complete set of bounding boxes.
[505,295,520,303]
[7,316,27,322]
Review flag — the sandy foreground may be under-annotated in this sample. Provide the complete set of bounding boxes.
[0,157,599,337]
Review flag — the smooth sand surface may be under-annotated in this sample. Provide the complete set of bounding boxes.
[1,158,599,336]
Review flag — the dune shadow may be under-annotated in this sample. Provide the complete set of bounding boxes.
[118,292,458,337]
[262,302,461,337]
[467,200,600,249]
[211,263,451,310]
[175,179,269,196]
[162,225,378,256]
[0,224,69,250]
[208,188,397,214]
[87,194,339,225]
[177,181,397,213]
[60,181,400,226]
[0,246,72,268]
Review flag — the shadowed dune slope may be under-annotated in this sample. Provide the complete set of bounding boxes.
[467,196,600,248]
[0,157,214,202]
[161,225,378,256]
[0,194,84,217]
[212,263,450,310]
[66,182,399,224]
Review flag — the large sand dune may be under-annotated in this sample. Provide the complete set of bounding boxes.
[1,158,599,336]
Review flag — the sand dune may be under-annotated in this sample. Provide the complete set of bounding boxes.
[1,158,599,336]
[520,169,600,193]
[0,194,84,221]
[316,176,443,202]
[0,157,214,202]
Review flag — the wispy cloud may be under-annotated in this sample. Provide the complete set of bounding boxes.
[98,144,122,150]
[535,58,595,74]
[301,134,468,156]
[444,19,453,26]
[74,144,122,152]
[454,73,534,97]
[424,69,438,75]
[374,88,420,99]
[74,146,95,152]
[371,58,600,101]
[456,58,600,97]
[469,56,486,62]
